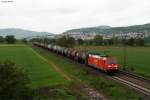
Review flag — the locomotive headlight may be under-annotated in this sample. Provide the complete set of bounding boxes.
[108,65,111,67]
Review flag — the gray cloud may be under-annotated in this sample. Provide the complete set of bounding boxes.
[0,0,150,33]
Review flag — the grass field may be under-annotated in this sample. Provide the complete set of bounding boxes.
[0,44,90,99]
[76,46,150,77]
[0,44,68,88]
[0,44,144,99]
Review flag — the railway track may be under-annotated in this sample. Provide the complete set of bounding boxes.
[33,44,150,99]
[110,70,150,98]
[119,70,150,84]
[68,56,150,98]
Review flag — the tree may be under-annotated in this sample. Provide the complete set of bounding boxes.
[109,39,114,45]
[135,38,145,46]
[56,36,75,47]
[105,39,113,45]
[44,38,56,44]
[30,38,43,43]
[0,36,4,43]
[127,38,135,46]
[113,37,119,45]
[5,35,16,44]
[77,38,84,45]
[22,38,27,43]
[67,37,75,47]
[121,38,128,45]
[56,36,67,47]
[93,35,103,45]
[0,60,35,99]
[145,36,150,45]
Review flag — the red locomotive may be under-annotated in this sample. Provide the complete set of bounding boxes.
[87,52,118,72]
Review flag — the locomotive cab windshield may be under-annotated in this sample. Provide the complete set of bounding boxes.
[107,57,117,64]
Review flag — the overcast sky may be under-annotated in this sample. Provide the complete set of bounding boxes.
[0,0,150,34]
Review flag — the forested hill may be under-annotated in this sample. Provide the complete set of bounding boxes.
[0,28,54,39]
[64,23,150,34]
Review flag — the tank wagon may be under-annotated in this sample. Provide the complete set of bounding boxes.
[33,42,118,73]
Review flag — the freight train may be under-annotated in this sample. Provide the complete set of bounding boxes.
[33,42,118,73]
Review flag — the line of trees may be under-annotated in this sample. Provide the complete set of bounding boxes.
[31,36,76,47]
[0,35,16,44]
[77,35,146,46]
[31,35,146,47]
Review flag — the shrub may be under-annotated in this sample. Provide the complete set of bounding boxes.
[0,60,35,99]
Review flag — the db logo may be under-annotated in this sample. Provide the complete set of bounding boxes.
[94,59,98,64]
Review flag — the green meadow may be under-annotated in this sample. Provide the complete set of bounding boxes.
[76,46,150,77]
[0,45,68,88]
[0,44,144,99]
